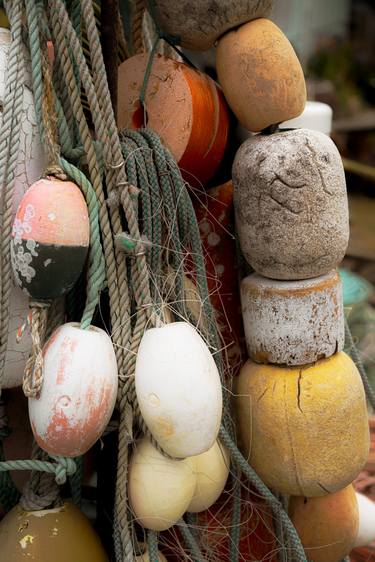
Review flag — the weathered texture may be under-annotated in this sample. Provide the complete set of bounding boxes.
[216,18,306,132]
[235,353,370,497]
[233,128,349,279]
[150,0,274,51]
[241,270,344,366]
[289,486,359,562]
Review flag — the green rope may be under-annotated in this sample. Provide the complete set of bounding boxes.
[178,518,205,562]
[147,530,160,562]
[0,455,77,485]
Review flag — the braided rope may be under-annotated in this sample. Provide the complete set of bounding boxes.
[178,518,205,562]
[22,303,49,398]
[0,455,77,486]
[131,0,145,54]
[147,530,160,562]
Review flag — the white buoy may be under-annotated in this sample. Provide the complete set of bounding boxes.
[135,322,223,458]
[281,101,333,136]
[355,492,375,547]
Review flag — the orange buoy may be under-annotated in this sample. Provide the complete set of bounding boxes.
[216,18,306,132]
[289,486,359,562]
[11,178,89,300]
[117,53,229,186]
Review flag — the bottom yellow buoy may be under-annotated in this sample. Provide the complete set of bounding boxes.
[0,501,109,561]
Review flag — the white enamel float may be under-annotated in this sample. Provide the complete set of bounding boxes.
[0,28,46,388]
[128,438,196,531]
[355,492,375,547]
[135,321,223,458]
[29,322,118,457]
[187,440,230,513]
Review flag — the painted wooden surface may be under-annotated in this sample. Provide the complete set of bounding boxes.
[235,353,370,496]
[117,54,229,186]
[0,501,109,561]
[135,321,222,458]
[29,323,118,457]
[11,179,89,300]
[216,18,306,132]
[241,270,344,365]
[233,128,349,279]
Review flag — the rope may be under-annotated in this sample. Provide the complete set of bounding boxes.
[178,518,205,562]
[0,455,77,486]
[147,530,159,562]
[131,0,145,54]
[22,302,49,398]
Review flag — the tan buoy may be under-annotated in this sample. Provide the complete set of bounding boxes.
[0,501,109,561]
[235,353,369,496]
[289,486,359,562]
[117,53,229,186]
[149,0,274,51]
[135,543,167,562]
[232,128,349,280]
[241,271,344,365]
[216,18,306,132]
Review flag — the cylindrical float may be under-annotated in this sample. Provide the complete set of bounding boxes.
[233,128,349,280]
[289,485,359,562]
[241,270,344,365]
[0,501,109,561]
[128,438,196,531]
[216,18,306,132]
[117,54,229,186]
[11,178,90,300]
[149,0,274,51]
[235,353,369,496]
[281,101,333,135]
[29,323,118,457]
[355,493,375,547]
[135,321,222,458]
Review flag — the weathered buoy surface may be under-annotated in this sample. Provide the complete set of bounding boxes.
[135,322,222,458]
[187,440,230,513]
[355,493,375,547]
[216,19,306,132]
[11,178,89,300]
[29,323,118,457]
[117,54,229,186]
[289,486,359,562]
[128,438,196,531]
[233,128,349,279]
[235,353,369,496]
[150,0,274,51]
[241,270,344,365]
[0,501,109,561]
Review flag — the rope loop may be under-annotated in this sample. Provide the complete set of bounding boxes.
[51,455,77,485]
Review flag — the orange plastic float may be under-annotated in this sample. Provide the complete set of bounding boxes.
[117,53,229,186]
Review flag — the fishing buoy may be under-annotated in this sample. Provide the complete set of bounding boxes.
[289,485,359,562]
[11,178,90,300]
[235,353,369,496]
[187,440,230,513]
[0,28,45,388]
[0,501,109,561]
[241,270,344,365]
[135,544,167,562]
[135,322,222,458]
[149,0,274,51]
[281,101,333,136]
[29,323,118,457]
[216,19,306,132]
[355,493,375,547]
[233,128,349,280]
[128,438,196,531]
[117,54,229,186]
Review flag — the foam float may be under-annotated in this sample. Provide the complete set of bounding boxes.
[216,19,306,132]
[117,53,229,186]
[233,128,349,279]
[29,323,118,457]
[235,353,369,496]
[135,321,222,458]
[355,492,375,547]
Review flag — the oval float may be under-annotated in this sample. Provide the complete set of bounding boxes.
[235,353,369,496]
[135,321,223,458]
[29,322,118,457]
[128,438,196,531]
[0,501,109,561]
[11,178,89,300]
[355,492,375,547]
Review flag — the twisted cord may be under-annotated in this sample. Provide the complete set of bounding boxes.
[147,530,160,562]
[22,302,49,398]
[178,518,205,562]
[131,0,145,54]
[20,444,61,511]
[0,455,77,486]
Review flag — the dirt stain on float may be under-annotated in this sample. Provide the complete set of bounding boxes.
[156,416,175,438]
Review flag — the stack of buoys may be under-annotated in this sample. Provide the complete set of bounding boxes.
[206,9,372,561]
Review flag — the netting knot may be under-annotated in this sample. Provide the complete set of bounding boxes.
[51,455,77,485]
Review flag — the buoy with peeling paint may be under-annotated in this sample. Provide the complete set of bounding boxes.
[289,485,359,562]
[128,438,196,531]
[29,323,118,457]
[355,492,375,547]
[11,178,89,300]
[0,501,109,561]
[235,353,369,496]
[135,322,223,458]
[216,19,306,132]
[117,54,229,186]
[187,440,230,513]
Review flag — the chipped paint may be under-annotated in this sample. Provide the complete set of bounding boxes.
[20,534,34,549]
